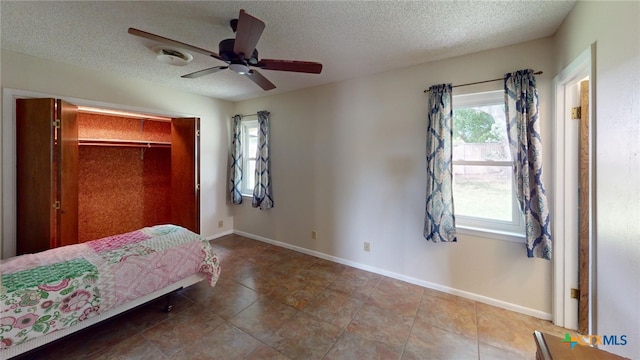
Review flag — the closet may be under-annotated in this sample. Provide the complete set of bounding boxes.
[16,98,200,255]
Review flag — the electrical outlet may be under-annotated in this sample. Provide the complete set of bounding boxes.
[218,220,224,228]
[311,231,317,240]
[364,242,371,252]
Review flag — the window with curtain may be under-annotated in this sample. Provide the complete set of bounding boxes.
[452,90,525,241]
[229,111,273,209]
[240,120,259,196]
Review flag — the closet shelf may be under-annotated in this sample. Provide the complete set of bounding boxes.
[78,138,171,148]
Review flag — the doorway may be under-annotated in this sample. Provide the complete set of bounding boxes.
[552,44,596,334]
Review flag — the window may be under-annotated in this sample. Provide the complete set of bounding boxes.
[452,90,524,240]
[241,120,259,196]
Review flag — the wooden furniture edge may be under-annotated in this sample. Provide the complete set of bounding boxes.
[534,330,554,360]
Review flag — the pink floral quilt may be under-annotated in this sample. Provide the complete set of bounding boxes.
[0,225,220,351]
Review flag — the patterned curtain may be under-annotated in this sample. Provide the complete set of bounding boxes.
[230,115,243,204]
[504,69,552,259]
[424,84,457,242]
[252,111,274,209]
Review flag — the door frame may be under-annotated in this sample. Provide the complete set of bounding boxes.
[2,88,199,258]
[552,44,596,333]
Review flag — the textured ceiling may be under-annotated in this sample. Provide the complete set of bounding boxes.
[1,1,575,102]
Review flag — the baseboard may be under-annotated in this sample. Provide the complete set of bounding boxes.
[205,229,234,240]
[233,230,552,321]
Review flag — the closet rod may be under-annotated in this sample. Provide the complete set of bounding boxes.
[423,71,543,93]
[79,142,171,148]
[78,138,171,148]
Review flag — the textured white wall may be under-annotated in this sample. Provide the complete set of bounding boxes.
[233,38,556,315]
[0,50,235,257]
[554,2,640,358]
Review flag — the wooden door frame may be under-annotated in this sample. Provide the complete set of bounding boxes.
[552,44,596,333]
[2,88,200,258]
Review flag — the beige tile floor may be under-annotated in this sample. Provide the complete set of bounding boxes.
[17,234,576,360]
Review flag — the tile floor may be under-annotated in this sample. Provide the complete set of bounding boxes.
[16,234,576,359]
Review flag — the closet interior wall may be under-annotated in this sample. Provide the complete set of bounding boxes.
[77,113,171,242]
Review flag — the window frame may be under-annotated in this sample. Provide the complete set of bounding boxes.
[240,119,259,197]
[452,90,525,243]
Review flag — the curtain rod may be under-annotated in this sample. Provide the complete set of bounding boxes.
[423,71,543,93]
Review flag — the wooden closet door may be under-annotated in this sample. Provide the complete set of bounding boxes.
[16,99,78,254]
[56,100,79,247]
[16,98,56,254]
[171,117,200,233]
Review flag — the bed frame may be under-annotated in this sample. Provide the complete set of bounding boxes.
[3,273,204,359]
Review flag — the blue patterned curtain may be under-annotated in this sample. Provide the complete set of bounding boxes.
[230,115,243,204]
[504,69,552,259]
[252,111,274,209]
[424,84,457,242]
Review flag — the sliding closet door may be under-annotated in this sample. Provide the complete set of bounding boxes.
[56,100,79,247]
[16,98,78,254]
[171,117,200,233]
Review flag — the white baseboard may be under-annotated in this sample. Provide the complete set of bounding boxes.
[204,229,234,240]
[232,230,552,321]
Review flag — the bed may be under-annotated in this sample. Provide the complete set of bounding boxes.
[0,224,220,359]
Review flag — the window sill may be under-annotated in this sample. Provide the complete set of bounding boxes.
[455,225,525,244]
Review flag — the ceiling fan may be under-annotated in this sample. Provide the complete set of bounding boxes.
[128,9,323,91]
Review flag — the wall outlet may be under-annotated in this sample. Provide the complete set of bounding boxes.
[218,220,224,229]
[311,231,317,240]
[364,242,371,252]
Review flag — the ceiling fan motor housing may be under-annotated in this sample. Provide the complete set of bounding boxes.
[219,38,258,65]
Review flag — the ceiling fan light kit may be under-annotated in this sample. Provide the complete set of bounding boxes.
[229,63,250,74]
[129,9,322,90]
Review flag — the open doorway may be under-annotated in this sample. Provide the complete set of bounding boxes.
[552,44,596,335]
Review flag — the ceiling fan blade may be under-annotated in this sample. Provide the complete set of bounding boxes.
[181,66,228,79]
[233,10,265,59]
[256,59,323,74]
[128,27,223,61]
[244,70,276,91]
